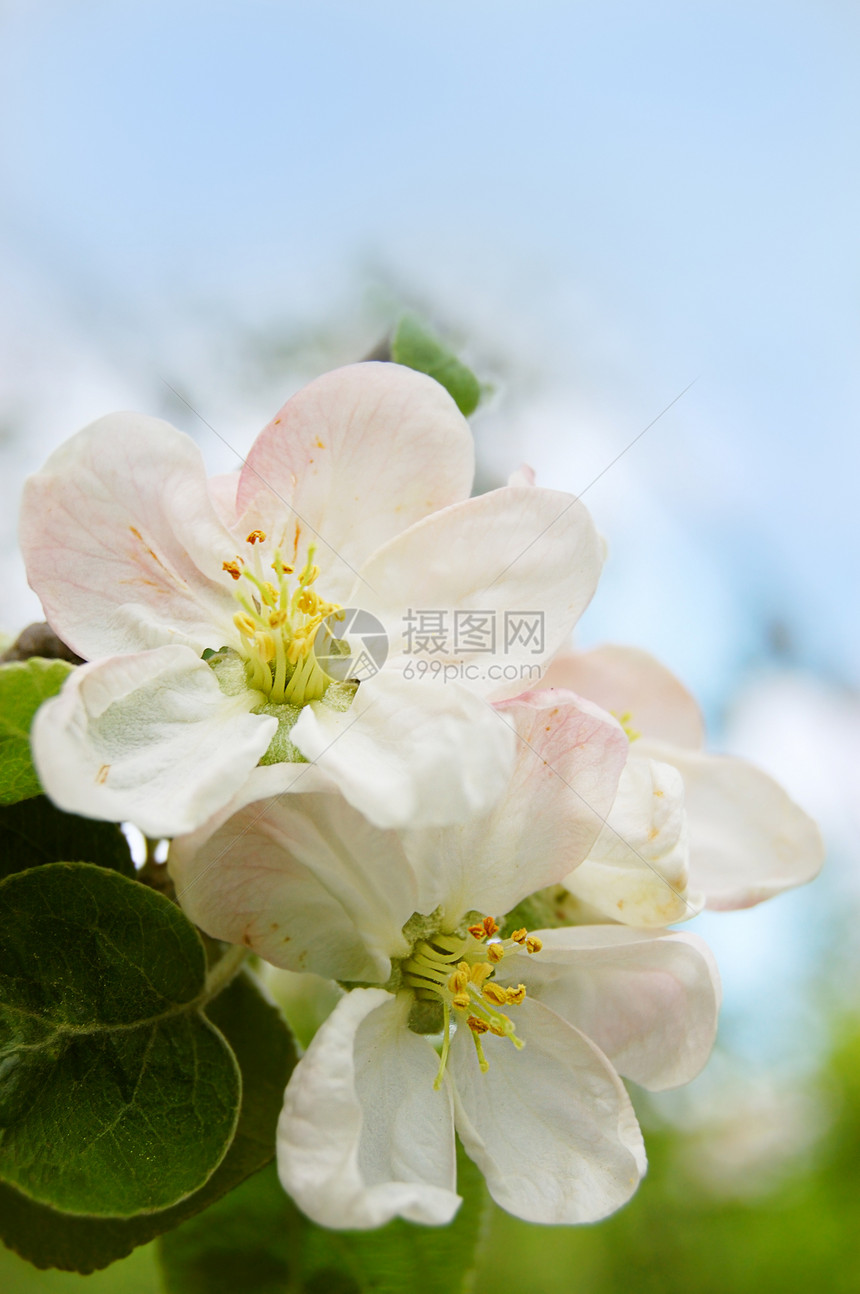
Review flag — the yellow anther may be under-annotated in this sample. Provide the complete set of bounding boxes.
[511,928,528,945]
[483,917,500,937]
[467,1016,489,1035]
[233,612,257,636]
[505,984,527,1005]
[260,581,280,607]
[488,1022,507,1038]
[447,968,469,994]
[452,992,471,1011]
[469,963,493,986]
[256,632,276,663]
[286,638,308,664]
[296,588,320,615]
[222,559,243,580]
[269,609,288,628]
[272,558,294,576]
[487,943,505,964]
[298,559,321,587]
[482,983,508,1007]
[246,530,267,545]
[468,923,488,941]
[526,936,543,954]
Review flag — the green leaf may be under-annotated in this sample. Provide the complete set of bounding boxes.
[0,796,135,882]
[390,314,483,417]
[0,658,73,805]
[0,863,241,1218]
[159,1146,489,1294]
[0,967,295,1273]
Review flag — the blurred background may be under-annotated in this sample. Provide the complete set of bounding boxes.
[1,1,858,1289]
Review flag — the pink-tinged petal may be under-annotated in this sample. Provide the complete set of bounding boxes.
[30,646,276,838]
[639,741,826,909]
[352,485,604,698]
[170,792,418,982]
[501,927,721,1091]
[207,470,241,526]
[563,756,701,927]
[542,646,705,749]
[278,990,459,1229]
[235,363,474,601]
[507,463,536,487]
[450,997,645,1224]
[402,690,628,923]
[290,672,515,830]
[20,414,241,659]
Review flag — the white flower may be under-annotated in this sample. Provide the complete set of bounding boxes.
[169,690,720,1227]
[20,363,605,837]
[541,645,825,925]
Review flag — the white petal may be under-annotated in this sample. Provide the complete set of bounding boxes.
[170,791,418,982]
[640,742,826,909]
[30,646,276,838]
[291,671,515,829]
[278,990,460,1229]
[563,757,701,927]
[235,363,474,603]
[402,690,628,924]
[20,413,240,658]
[353,485,604,698]
[501,926,721,1090]
[542,646,705,749]
[450,997,645,1223]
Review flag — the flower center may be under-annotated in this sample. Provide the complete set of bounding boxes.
[400,915,543,1087]
[222,534,344,706]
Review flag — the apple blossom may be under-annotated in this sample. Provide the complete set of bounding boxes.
[20,362,605,837]
[541,645,825,925]
[169,689,720,1227]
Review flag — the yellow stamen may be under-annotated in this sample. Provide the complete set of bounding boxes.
[487,943,505,964]
[506,984,527,1005]
[482,983,509,1007]
[511,928,528,945]
[222,559,243,580]
[246,529,267,544]
[526,936,543,954]
[233,612,257,636]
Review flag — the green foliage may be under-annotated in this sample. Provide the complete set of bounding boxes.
[159,1147,489,1294]
[0,968,296,1273]
[0,863,240,1218]
[390,315,483,416]
[0,658,72,804]
[0,796,135,881]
